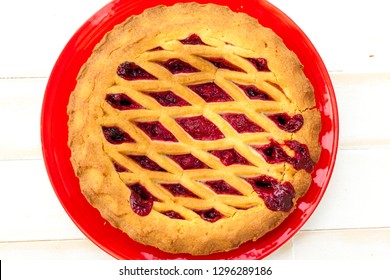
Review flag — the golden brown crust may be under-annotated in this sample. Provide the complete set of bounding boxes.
[67,2,321,256]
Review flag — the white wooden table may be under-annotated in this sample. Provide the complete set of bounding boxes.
[1,0,389,260]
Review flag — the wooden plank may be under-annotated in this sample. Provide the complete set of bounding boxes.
[0,160,84,242]
[331,73,390,148]
[0,78,46,160]
[1,72,390,160]
[0,237,292,259]
[0,237,293,259]
[0,239,113,260]
[1,228,389,259]
[0,0,389,77]
[0,0,110,78]
[292,228,390,259]
[269,0,390,73]
[302,148,390,231]
[1,148,389,242]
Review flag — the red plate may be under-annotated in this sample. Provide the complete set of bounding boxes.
[41,0,338,259]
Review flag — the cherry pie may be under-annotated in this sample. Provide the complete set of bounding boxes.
[67,2,321,256]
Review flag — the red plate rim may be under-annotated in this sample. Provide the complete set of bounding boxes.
[41,0,339,260]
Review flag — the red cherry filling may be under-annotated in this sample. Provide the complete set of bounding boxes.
[106,94,143,110]
[158,58,200,74]
[113,161,128,172]
[202,57,244,72]
[144,90,190,107]
[210,148,251,166]
[255,140,315,172]
[237,84,274,101]
[117,62,157,80]
[148,46,164,51]
[246,175,295,212]
[162,211,184,219]
[254,140,290,164]
[204,180,242,195]
[246,57,270,72]
[285,140,315,172]
[128,183,157,216]
[195,208,223,223]
[161,183,199,198]
[188,82,233,103]
[221,113,264,133]
[128,155,165,171]
[168,154,208,170]
[180,34,207,45]
[176,115,225,140]
[268,113,304,132]
[102,126,135,144]
[136,121,178,142]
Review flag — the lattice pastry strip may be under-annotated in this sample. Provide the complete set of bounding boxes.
[68,3,321,255]
[99,28,316,221]
[106,50,310,217]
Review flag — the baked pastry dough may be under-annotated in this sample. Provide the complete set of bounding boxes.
[68,2,321,256]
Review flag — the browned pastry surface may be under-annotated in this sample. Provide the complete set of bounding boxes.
[68,2,321,256]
